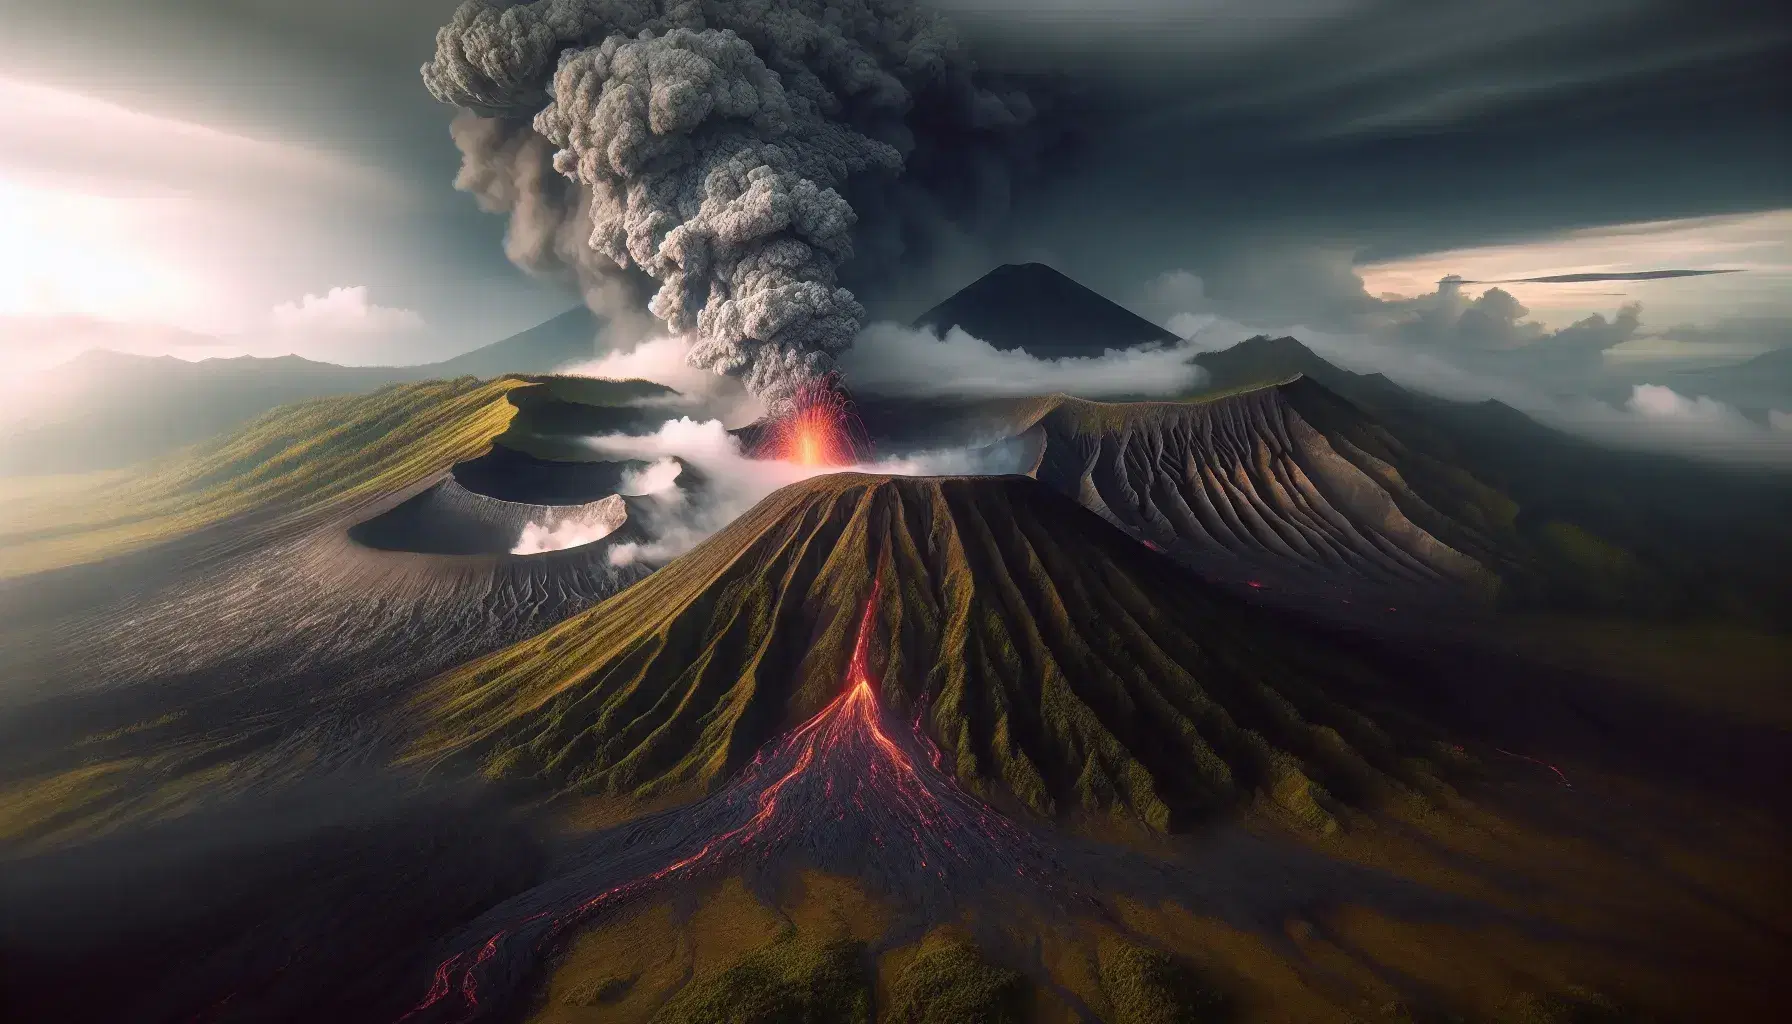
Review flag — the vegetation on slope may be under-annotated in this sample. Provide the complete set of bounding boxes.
[411,474,1449,830]
[1095,940,1231,1024]
[885,932,1029,1023]
[650,928,870,1024]
[0,376,534,577]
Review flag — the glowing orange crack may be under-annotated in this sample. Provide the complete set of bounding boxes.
[403,581,901,1022]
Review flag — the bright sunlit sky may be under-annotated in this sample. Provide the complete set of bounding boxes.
[0,0,1786,378]
[0,67,562,371]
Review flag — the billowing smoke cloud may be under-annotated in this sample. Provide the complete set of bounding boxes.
[447,111,656,337]
[844,321,1209,398]
[578,415,1028,565]
[425,1,1048,413]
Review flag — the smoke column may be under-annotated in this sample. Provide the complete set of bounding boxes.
[423,0,1045,414]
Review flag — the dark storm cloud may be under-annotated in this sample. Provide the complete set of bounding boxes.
[951,0,1792,308]
[1463,270,1744,284]
[1,0,1784,352]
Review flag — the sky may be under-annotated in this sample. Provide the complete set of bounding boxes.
[0,0,1786,387]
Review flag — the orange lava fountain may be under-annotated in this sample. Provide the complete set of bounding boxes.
[752,374,867,467]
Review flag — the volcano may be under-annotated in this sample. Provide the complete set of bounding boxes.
[411,473,1444,831]
[912,262,1181,357]
[394,473,1469,1021]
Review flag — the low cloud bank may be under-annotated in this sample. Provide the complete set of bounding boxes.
[571,326,1213,408]
[842,322,1208,398]
[1559,384,1792,465]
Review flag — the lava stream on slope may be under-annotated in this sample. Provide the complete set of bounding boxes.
[400,582,1084,1022]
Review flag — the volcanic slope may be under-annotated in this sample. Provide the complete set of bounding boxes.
[1188,335,1792,622]
[412,473,1452,832]
[854,376,1506,609]
[1023,378,1502,603]
[0,377,674,841]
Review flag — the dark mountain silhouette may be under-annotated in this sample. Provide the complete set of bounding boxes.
[0,351,407,475]
[912,262,1181,357]
[1656,346,1792,414]
[423,306,606,378]
[1,306,610,475]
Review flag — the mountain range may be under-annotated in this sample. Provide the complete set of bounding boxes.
[1,266,1788,1021]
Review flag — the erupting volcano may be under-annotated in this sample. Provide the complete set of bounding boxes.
[750,374,867,467]
[401,578,1077,1023]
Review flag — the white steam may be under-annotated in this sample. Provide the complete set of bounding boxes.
[511,511,620,555]
[841,322,1209,398]
[619,456,683,495]
[510,493,630,555]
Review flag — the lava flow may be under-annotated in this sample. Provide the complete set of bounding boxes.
[398,580,1079,1023]
[752,373,868,467]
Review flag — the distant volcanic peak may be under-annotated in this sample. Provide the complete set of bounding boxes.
[913,262,1181,358]
[414,471,1433,842]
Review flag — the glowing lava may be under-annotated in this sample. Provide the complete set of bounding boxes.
[752,374,867,467]
[398,580,1075,1023]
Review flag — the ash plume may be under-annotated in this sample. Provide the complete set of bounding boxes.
[424,0,1050,413]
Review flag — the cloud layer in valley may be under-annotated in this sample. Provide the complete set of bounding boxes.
[843,322,1208,399]
[567,415,1029,566]
[1130,286,1792,467]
